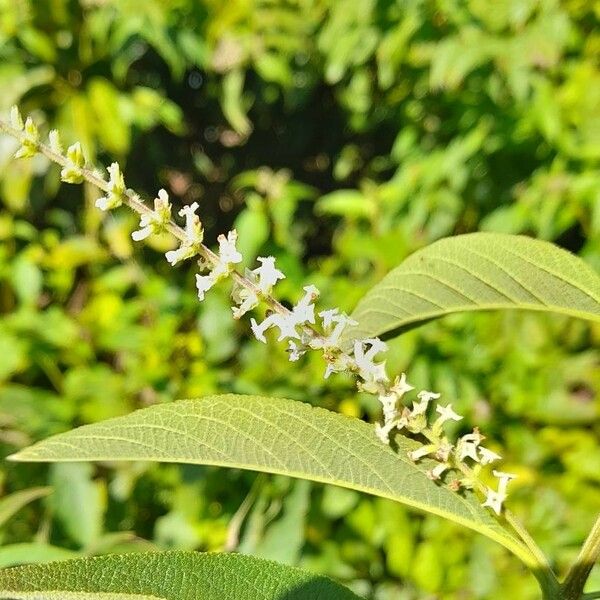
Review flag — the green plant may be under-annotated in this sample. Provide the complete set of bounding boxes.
[0,108,599,600]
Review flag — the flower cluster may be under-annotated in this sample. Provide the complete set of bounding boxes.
[386,385,516,513]
[3,106,517,516]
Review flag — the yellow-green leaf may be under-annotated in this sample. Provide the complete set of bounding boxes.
[344,233,600,342]
[9,395,532,565]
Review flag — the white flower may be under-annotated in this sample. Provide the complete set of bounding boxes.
[435,403,463,426]
[96,162,125,211]
[427,462,449,481]
[378,392,398,423]
[482,471,517,514]
[318,308,357,347]
[196,273,216,301]
[48,130,63,154]
[482,487,505,515]
[212,230,242,278]
[390,373,414,398]
[323,353,352,379]
[375,421,396,444]
[411,390,439,416]
[435,440,454,462]
[456,429,484,462]
[457,439,480,462]
[231,256,284,319]
[479,446,502,465]
[255,257,285,292]
[232,289,259,319]
[408,444,436,462]
[132,189,172,241]
[354,338,389,391]
[250,316,274,343]
[287,340,306,361]
[165,203,204,265]
[60,142,85,183]
[493,470,517,492]
[14,117,39,159]
[10,106,24,130]
[291,285,319,325]
[218,230,242,265]
[180,202,203,241]
[272,313,301,341]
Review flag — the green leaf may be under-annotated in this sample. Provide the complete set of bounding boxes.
[0,551,360,599]
[0,544,78,569]
[9,395,532,564]
[50,463,105,550]
[0,488,51,530]
[344,233,600,342]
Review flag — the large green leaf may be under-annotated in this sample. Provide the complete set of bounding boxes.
[10,395,532,565]
[0,551,359,599]
[343,233,600,342]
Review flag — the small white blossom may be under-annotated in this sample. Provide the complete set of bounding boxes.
[60,142,85,183]
[354,338,389,391]
[318,308,358,347]
[482,487,505,515]
[375,422,394,444]
[212,230,242,278]
[435,403,463,426]
[410,392,433,417]
[482,470,517,514]
[457,439,480,462]
[48,130,63,154]
[291,285,319,325]
[427,462,450,481]
[409,444,436,462]
[218,230,242,265]
[232,256,285,319]
[10,106,24,130]
[276,314,302,341]
[390,373,414,398]
[287,340,306,361]
[323,353,352,379]
[95,162,125,211]
[14,117,39,159]
[195,273,216,301]
[165,203,203,265]
[132,189,172,241]
[456,429,484,462]
[250,316,273,343]
[435,439,454,462]
[232,289,260,319]
[479,446,502,465]
[255,256,285,292]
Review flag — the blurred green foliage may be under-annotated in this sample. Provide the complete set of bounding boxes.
[0,0,598,598]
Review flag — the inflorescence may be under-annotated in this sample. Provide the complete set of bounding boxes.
[1,107,516,515]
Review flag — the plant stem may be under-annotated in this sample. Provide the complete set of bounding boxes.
[0,115,565,600]
[563,514,600,600]
[419,426,561,598]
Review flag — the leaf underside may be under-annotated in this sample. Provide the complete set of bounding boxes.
[0,551,360,599]
[10,395,528,560]
[343,233,600,342]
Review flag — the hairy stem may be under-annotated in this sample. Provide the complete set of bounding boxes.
[563,514,600,600]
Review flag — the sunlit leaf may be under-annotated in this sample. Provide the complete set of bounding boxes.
[10,395,532,564]
[344,233,600,342]
[0,551,360,599]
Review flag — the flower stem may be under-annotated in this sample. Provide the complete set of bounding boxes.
[563,514,600,600]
